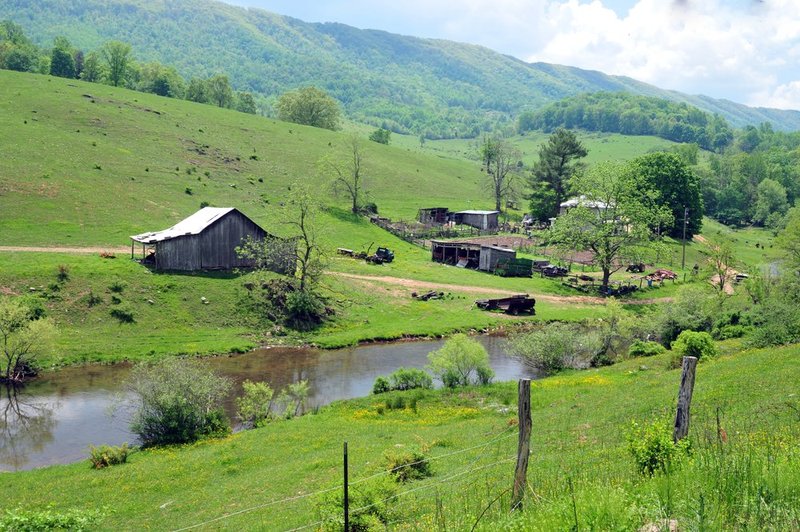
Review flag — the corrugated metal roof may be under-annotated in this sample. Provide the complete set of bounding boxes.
[455,210,499,215]
[560,196,610,209]
[131,207,235,243]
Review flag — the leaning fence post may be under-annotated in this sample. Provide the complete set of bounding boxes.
[511,379,532,511]
[673,356,698,442]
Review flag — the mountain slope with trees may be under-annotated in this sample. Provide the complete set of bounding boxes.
[2,0,800,137]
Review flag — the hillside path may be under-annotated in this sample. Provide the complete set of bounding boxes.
[329,272,671,305]
[0,245,131,254]
[0,247,670,305]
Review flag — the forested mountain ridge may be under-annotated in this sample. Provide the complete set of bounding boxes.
[3,0,800,137]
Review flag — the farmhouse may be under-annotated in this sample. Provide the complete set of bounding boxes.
[130,207,268,271]
[558,196,610,216]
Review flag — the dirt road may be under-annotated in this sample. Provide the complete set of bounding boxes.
[330,272,670,305]
[0,245,130,254]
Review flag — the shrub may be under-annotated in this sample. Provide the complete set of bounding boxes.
[713,324,751,340]
[110,306,135,323]
[89,443,130,469]
[362,202,379,215]
[510,323,601,374]
[276,380,310,419]
[372,376,390,394]
[236,380,275,428]
[85,291,103,307]
[285,289,325,331]
[427,334,494,388]
[628,340,666,358]
[56,264,69,283]
[388,367,432,391]
[671,330,718,361]
[383,448,433,483]
[108,280,125,293]
[0,507,105,532]
[627,420,690,476]
[318,477,398,531]
[656,284,716,344]
[123,358,232,446]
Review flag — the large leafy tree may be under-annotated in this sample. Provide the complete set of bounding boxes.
[276,86,341,130]
[49,36,75,79]
[101,40,132,87]
[207,74,233,108]
[551,161,672,289]
[528,128,587,220]
[628,152,703,238]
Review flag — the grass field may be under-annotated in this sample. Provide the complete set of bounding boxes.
[2,341,797,530]
[0,70,780,363]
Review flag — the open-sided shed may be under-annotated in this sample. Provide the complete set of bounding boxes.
[130,207,268,271]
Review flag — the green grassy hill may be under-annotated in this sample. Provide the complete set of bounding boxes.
[3,0,800,135]
[2,342,798,530]
[0,70,752,362]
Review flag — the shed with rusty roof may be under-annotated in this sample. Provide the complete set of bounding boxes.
[130,207,268,271]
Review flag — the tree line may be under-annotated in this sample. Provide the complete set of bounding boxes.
[518,92,734,152]
[0,20,258,114]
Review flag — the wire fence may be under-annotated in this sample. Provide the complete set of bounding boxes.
[167,379,800,532]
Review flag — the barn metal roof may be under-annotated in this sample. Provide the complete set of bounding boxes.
[454,210,500,215]
[130,207,235,244]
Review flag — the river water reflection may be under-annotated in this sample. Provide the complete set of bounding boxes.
[0,336,536,471]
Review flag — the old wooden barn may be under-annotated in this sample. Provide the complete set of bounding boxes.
[130,207,268,271]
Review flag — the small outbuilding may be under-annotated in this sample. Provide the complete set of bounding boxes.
[418,207,450,225]
[453,210,499,231]
[559,196,610,217]
[478,245,516,272]
[130,207,268,271]
[431,240,518,273]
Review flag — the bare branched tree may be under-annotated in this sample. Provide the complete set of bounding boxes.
[479,135,520,212]
[326,135,367,214]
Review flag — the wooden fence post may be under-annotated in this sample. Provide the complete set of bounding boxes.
[511,379,532,511]
[343,441,349,531]
[673,356,698,442]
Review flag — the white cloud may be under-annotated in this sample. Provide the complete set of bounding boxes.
[520,0,800,110]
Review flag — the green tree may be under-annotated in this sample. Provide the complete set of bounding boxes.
[235,91,257,114]
[124,358,231,446]
[628,152,703,238]
[368,128,391,145]
[427,334,494,387]
[510,322,601,374]
[551,161,672,289]
[753,178,789,226]
[207,74,233,108]
[49,36,75,79]
[479,135,520,212]
[0,298,56,383]
[236,380,275,428]
[529,128,587,220]
[80,51,102,82]
[276,86,341,130]
[101,40,132,87]
[186,77,209,103]
[137,62,185,98]
[776,207,800,272]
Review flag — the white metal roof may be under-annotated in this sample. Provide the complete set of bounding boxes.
[455,210,500,215]
[131,207,235,244]
[559,196,610,210]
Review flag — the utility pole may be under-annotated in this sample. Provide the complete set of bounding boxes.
[681,206,689,270]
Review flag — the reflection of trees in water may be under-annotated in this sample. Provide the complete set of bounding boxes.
[0,384,57,470]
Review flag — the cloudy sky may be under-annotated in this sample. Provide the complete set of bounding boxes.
[223,0,800,111]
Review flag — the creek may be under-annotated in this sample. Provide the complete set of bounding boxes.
[0,336,536,471]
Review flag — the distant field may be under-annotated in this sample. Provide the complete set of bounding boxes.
[394,131,677,167]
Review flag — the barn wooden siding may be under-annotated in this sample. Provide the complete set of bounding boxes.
[155,211,266,271]
[478,245,516,272]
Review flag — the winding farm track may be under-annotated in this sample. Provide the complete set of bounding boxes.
[0,246,671,305]
[0,245,130,254]
[329,272,671,305]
